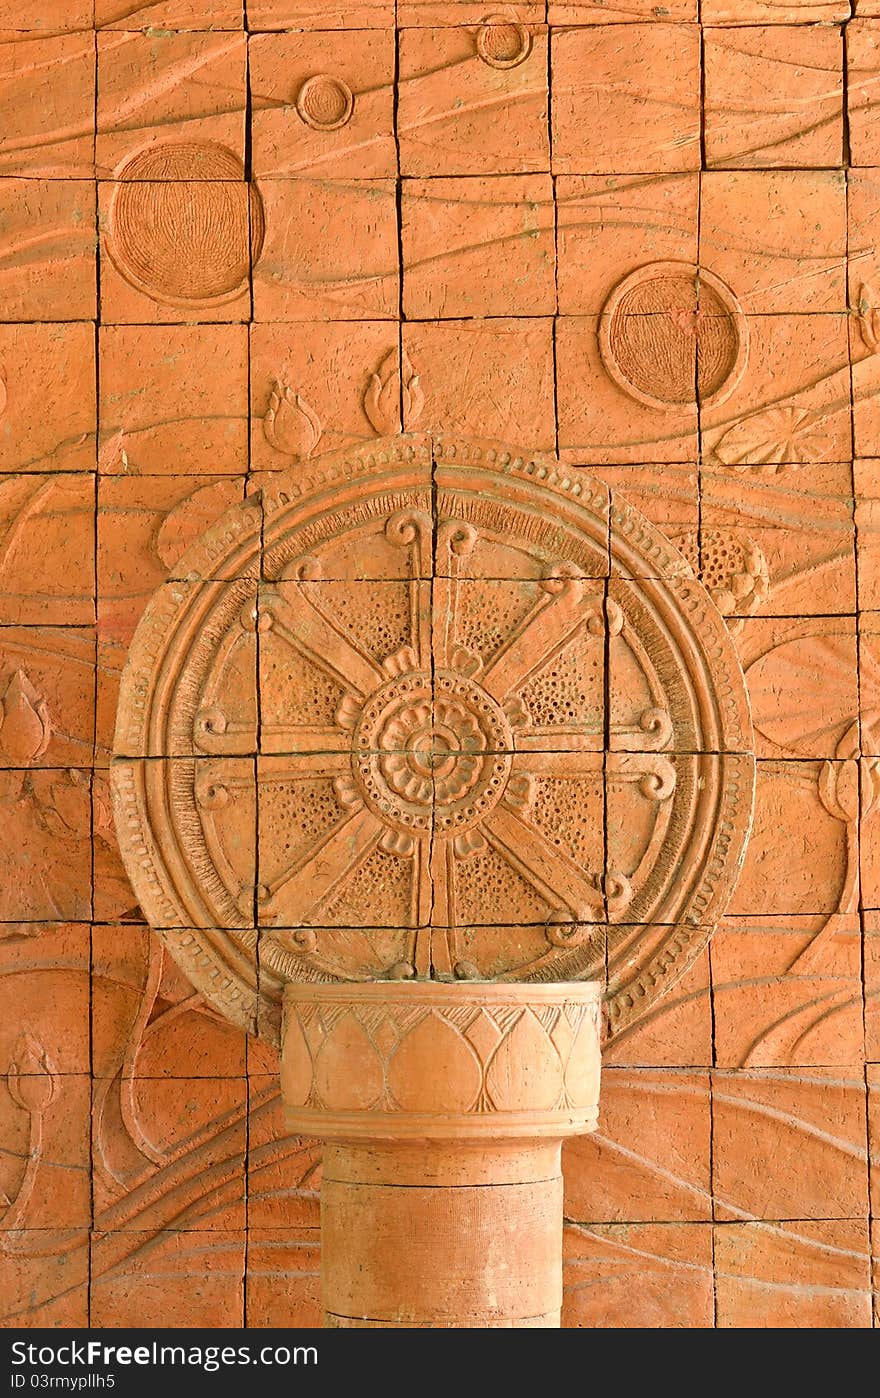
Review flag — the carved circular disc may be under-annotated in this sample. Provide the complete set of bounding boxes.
[296,74,355,131]
[476,18,532,68]
[598,261,748,411]
[112,436,754,1046]
[107,142,265,307]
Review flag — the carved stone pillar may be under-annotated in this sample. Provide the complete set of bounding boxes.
[281,981,601,1329]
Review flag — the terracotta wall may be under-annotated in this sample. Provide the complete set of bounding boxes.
[0,0,878,1329]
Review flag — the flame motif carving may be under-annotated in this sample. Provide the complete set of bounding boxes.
[263,380,322,460]
[6,1031,56,1115]
[0,670,51,764]
[364,348,424,436]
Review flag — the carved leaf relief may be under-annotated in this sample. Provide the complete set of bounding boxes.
[714,405,832,469]
[0,669,51,765]
[856,283,880,355]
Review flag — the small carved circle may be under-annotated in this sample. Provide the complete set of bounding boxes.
[476,16,532,68]
[598,262,747,412]
[353,670,513,834]
[295,74,354,131]
[107,142,264,307]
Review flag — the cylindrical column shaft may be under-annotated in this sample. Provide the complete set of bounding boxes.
[321,1141,562,1327]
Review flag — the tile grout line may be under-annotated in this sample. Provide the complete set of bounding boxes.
[548,22,559,465]
[697,4,720,1330]
[841,3,875,1330]
[244,10,254,1330]
[394,14,405,340]
[88,12,100,1327]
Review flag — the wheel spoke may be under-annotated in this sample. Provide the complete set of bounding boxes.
[259,805,383,923]
[261,585,384,698]
[480,576,605,702]
[482,804,605,921]
[259,726,350,758]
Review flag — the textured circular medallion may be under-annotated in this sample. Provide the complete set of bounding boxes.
[351,670,513,834]
[107,142,265,307]
[295,74,354,131]
[476,17,532,68]
[112,435,754,1047]
[598,261,748,411]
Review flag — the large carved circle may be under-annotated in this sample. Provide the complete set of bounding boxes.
[112,436,754,1046]
[107,142,264,307]
[598,262,748,411]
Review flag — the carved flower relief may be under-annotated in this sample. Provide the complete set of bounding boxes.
[745,634,877,762]
[6,1030,57,1116]
[258,350,424,458]
[857,282,880,354]
[671,531,769,633]
[0,669,51,764]
[364,348,424,436]
[712,405,834,470]
[2,1030,57,1222]
[263,380,322,461]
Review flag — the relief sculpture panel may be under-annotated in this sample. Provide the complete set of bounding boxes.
[0,3,876,1330]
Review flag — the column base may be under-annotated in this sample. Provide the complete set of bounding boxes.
[281,980,602,1330]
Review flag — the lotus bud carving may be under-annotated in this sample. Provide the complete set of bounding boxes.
[364,348,424,435]
[672,530,769,634]
[857,283,880,354]
[7,1031,57,1114]
[263,380,322,460]
[0,669,51,764]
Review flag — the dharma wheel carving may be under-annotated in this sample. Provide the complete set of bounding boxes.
[112,435,755,1045]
